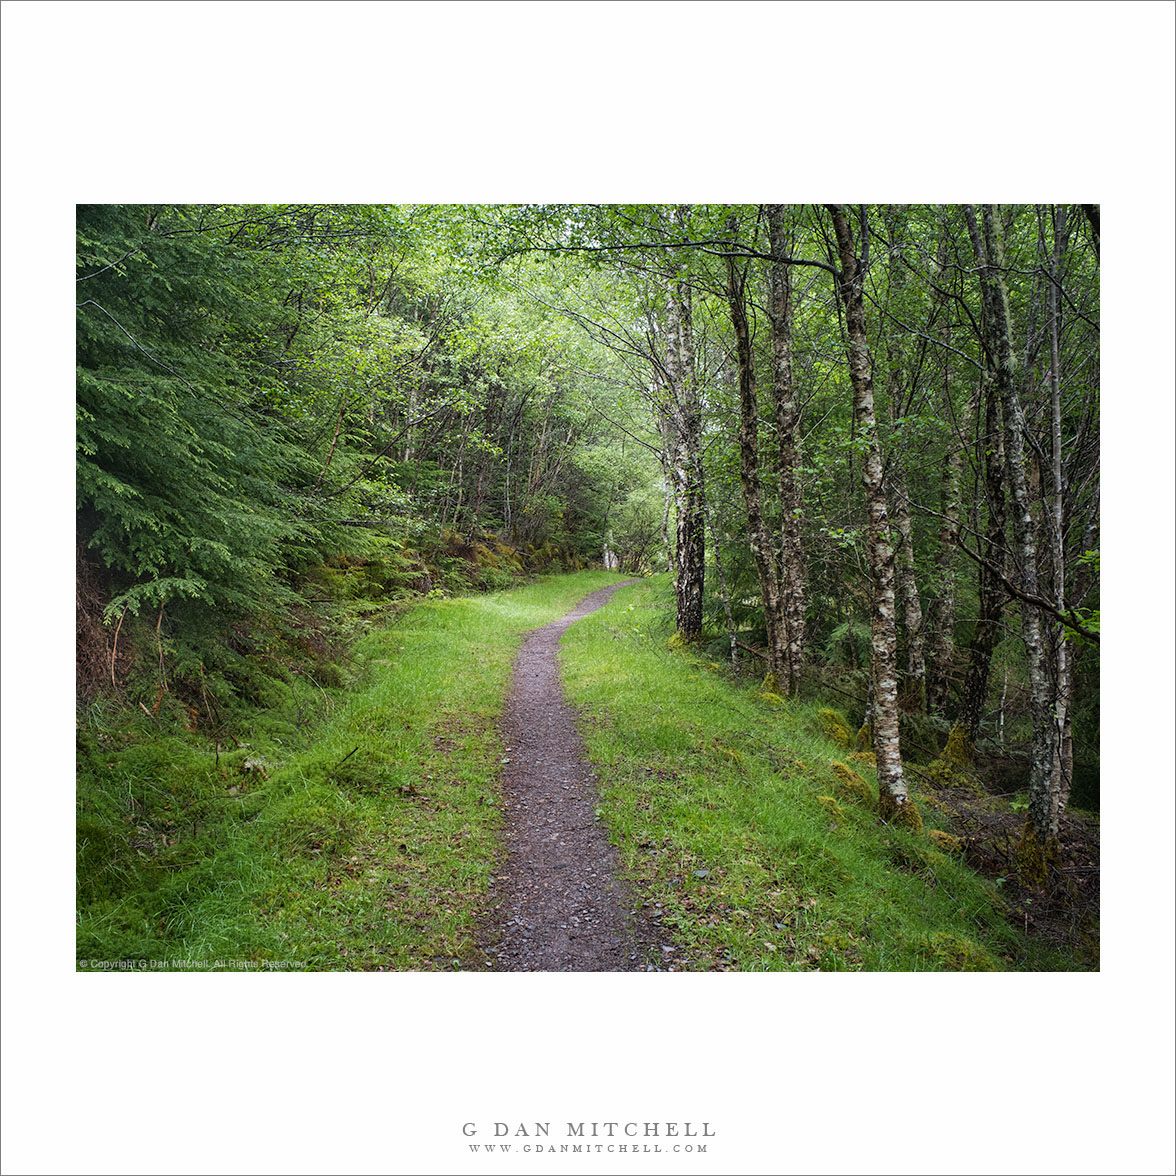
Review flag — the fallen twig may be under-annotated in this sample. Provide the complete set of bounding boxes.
[332,746,360,770]
[110,607,127,688]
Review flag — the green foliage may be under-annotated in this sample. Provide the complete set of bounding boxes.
[74,201,1098,971]
[77,204,667,715]
[77,205,329,621]
[824,621,872,668]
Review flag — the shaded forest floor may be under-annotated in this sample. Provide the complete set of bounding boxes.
[930,779,1099,964]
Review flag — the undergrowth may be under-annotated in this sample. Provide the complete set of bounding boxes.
[559,575,1088,971]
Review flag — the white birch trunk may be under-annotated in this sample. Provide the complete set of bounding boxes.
[827,205,915,827]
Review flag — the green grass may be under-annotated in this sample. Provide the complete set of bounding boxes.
[559,575,1086,971]
[76,570,630,971]
[78,569,1087,972]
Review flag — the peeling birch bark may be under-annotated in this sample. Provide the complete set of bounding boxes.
[664,261,705,640]
[827,205,916,827]
[881,210,926,710]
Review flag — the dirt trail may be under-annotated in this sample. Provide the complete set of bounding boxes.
[481,580,662,971]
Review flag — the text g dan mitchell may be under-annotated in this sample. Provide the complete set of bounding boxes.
[462,1122,714,1139]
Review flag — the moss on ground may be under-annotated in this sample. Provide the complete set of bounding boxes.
[830,761,874,806]
[927,830,965,855]
[815,708,852,749]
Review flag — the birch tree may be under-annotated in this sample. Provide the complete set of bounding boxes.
[880,209,927,711]
[663,245,706,640]
[966,203,1056,879]
[827,204,919,830]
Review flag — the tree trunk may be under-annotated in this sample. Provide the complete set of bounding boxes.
[664,227,705,640]
[881,209,926,711]
[967,203,1058,881]
[1046,206,1073,831]
[725,242,786,684]
[925,228,962,713]
[925,380,970,714]
[657,407,675,573]
[955,380,1007,744]
[702,490,738,670]
[827,204,918,830]
[764,204,806,695]
[885,371,926,712]
[1080,203,1100,262]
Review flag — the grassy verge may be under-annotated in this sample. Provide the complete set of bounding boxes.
[77,570,628,971]
[560,575,1087,970]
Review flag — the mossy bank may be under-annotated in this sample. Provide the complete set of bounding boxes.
[77,571,630,970]
[558,576,1088,971]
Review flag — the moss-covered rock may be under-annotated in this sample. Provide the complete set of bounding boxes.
[489,537,525,572]
[926,931,998,972]
[830,761,874,806]
[927,829,965,855]
[760,671,780,694]
[469,541,493,568]
[848,750,877,768]
[817,795,845,821]
[757,691,787,708]
[878,789,923,832]
[855,723,871,752]
[942,724,974,769]
[919,752,987,796]
[1015,822,1060,888]
[815,708,851,749]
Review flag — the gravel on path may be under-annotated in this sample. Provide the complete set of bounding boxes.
[481,580,664,972]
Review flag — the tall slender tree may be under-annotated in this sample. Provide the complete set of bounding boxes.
[966,203,1056,878]
[827,204,919,829]
[664,209,706,640]
[765,204,806,695]
[725,231,786,683]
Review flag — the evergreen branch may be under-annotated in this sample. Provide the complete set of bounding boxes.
[76,247,141,283]
[75,300,200,394]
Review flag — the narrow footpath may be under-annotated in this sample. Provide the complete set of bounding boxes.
[482,580,662,971]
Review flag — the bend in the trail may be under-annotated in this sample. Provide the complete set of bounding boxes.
[482,580,663,972]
